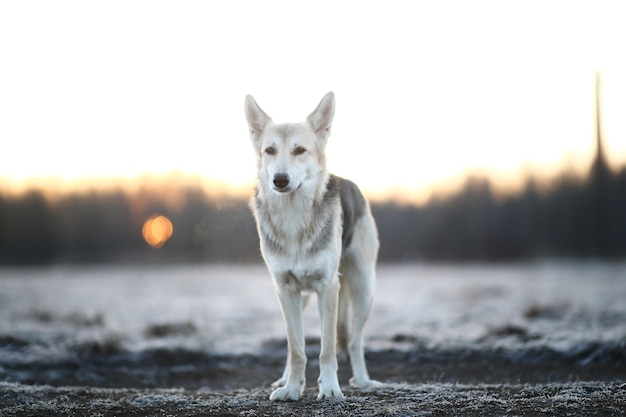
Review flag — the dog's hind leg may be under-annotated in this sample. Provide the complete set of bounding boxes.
[343,258,380,388]
[336,278,350,359]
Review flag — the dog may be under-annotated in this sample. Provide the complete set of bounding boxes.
[244,92,380,401]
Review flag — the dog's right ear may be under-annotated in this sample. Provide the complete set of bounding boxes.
[245,95,272,141]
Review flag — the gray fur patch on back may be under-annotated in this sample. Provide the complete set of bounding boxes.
[335,175,367,253]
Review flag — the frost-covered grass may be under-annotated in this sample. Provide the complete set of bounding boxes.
[1,262,625,416]
[2,381,625,417]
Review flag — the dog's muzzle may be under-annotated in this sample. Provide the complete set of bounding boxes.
[273,173,290,192]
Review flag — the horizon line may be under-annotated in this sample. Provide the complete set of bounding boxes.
[1,154,622,205]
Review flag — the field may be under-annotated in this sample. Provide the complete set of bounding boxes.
[1,262,625,416]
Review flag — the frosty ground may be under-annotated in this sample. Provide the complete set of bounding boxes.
[1,262,625,416]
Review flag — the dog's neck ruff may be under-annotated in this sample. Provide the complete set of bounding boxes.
[253,171,339,256]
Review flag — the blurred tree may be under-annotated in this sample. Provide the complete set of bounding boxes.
[0,191,59,264]
[1,161,626,265]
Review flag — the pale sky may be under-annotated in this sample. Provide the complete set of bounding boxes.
[1,1,625,198]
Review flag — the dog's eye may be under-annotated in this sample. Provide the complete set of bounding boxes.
[294,147,306,156]
[264,147,276,156]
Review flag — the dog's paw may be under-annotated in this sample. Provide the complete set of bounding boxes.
[349,377,384,390]
[271,377,287,389]
[269,385,302,402]
[317,382,344,401]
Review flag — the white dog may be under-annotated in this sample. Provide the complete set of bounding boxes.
[244,92,380,401]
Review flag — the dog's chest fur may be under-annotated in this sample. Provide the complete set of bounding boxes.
[252,175,366,285]
[253,175,340,257]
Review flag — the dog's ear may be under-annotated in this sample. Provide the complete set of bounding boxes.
[307,92,335,140]
[245,95,272,141]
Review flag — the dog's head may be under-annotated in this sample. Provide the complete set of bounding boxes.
[244,92,335,195]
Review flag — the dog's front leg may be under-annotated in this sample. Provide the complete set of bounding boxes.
[317,277,344,400]
[270,286,306,401]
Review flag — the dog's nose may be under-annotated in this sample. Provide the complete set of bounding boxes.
[273,173,290,189]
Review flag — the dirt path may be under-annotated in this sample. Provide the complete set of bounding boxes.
[2,380,625,417]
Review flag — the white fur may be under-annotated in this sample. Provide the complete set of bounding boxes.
[245,92,380,401]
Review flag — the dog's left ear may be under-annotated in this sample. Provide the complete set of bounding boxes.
[307,92,335,140]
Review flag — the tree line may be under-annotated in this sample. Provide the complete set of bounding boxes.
[373,166,626,261]
[0,166,625,265]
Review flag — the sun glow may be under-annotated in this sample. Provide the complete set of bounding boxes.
[142,215,174,249]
